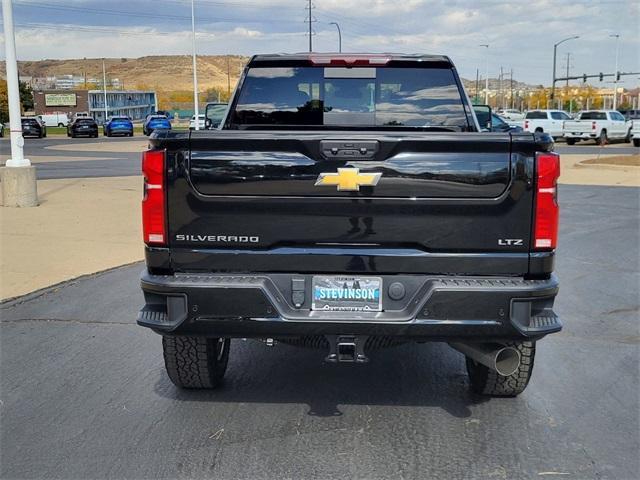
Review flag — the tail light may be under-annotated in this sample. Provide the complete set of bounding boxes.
[142,149,166,245]
[534,152,560,250]
[592,121,597,130]
[524,120,529,130]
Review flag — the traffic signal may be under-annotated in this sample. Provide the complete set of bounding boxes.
[599,72,603,81]
[583,74,587,83]
[616,71,621,81]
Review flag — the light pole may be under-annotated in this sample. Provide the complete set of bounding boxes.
[1,0,37,207]
[329,22,341,52]
[551,35,579,101]
[610,34,620,110]
[191,0,199,130]
[479,44,489,104]
[102,59,108,122]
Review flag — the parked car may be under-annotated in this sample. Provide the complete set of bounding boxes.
[138,53,562,397]
[521,110,571,139]
[491,113,523,133]
[72,112,91,121]
[497,109,525,121]
[39,112,70,128]
[204,102,228,129]
[631,120,640,147]
[620,109,640,121]
[147,110,174,120]
[67,117,99,138]
[189,114,206,130]
[103,116,134,137]
[143,115,171,136]
[563,110,630,145]
[22,117,47,138]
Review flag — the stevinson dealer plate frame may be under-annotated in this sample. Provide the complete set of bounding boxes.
[311,276,382,312]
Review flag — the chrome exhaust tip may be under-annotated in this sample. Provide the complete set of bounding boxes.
[449,342,521,376]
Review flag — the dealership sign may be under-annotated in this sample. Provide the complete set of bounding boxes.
[45,93,77,107]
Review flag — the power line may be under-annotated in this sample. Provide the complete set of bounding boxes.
[14,0,302,25]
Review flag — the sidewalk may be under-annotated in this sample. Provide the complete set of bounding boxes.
[559,154,640,186]
[0,176,142,300]
[0,154,638,301]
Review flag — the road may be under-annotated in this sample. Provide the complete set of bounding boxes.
[1,184,638,479]
[0,136,638,180]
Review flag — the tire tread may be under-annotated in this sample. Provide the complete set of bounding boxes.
[162,336,229,389]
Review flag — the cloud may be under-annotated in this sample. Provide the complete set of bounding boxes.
[0,0,637,86]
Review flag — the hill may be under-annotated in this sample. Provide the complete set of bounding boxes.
[1,55,249,93]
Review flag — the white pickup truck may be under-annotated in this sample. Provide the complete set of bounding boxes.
[563,110,631,145]
[521,110,572,139]
[631,120,640,147]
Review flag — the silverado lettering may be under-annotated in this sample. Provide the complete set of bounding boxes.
[176,234,260,243]
[138,53,562,397]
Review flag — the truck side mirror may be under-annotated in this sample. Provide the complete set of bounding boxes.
[205,118,213,129]
[473,105,492,132]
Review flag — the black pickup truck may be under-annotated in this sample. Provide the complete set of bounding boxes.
[138,53,561,396]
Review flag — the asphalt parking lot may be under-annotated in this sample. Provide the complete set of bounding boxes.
[1,183,638,479]
[0,136,638,180]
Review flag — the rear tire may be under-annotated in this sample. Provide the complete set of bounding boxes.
[566,138,576,145]
[633,138,640,147]
[162,336,230,389]
[465,340,535,397]
[534,127,543,133]
[595,130,607,145]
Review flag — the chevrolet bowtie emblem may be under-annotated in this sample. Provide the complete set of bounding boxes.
[314,168,382,192]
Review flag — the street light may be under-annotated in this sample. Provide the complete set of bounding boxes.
[329,22,342,53]
[610,34,620,110]
[479,44,489,104]
[190,0,199,130]
[551,35,579,101]
[1,0,37,207]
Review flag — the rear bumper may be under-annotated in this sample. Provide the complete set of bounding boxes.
[563,132,597,139]
[138,271,561,341]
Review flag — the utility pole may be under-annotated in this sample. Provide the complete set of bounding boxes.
[227,56,231,96]
[102,59,108,122]
[1,0,37,207]
[475,68,480,104]
[565,52,571,87]
[510,69,514,109]
[190,0,200,130]
[479,44,489,104]
[499,66,503,109]
[551,35,579,101]
[610,34,620,110]
[329,22,341,52]
[307,0,314,52]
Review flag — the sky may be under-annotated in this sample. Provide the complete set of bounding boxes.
[0,0,638,87]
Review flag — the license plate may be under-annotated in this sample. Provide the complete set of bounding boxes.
[312,276,382,312]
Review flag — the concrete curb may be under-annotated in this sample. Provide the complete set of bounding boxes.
[0,260,143,308]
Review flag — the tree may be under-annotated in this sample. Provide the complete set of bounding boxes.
[0,80,8,123]
[19,81,34,111]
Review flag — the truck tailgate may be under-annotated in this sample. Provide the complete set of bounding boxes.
[563,120,591,133]
[162,131,538,275]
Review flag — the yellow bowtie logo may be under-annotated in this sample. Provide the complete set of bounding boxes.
[314,168,382,192]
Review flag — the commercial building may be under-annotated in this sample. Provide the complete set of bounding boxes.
[33,89,157,123]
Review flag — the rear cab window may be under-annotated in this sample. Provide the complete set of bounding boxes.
[550,112,570,120]
[580,111,607,120]
[228,57,472,131]
[525,111,548,120]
